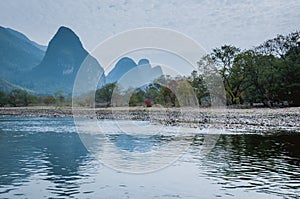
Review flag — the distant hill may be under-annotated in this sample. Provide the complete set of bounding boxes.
[5,28,47,51]
[106,57,137,84]
[106,57,163,87]
[0,26,46,84]
[0,26,163,95]
[27,26,104,94]
[0,79,29,93]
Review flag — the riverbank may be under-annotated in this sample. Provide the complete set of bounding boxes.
[0,106,299,132]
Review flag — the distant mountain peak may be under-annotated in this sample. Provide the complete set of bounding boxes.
[106,57,137,84]
[106,57,163,85]
[28,26,104,94]
[58,26,72,32]
[48,26,82,49]
[56,26,78,38]
[34,26,87,73]
[117,57,136,65]
[138,58,150,65]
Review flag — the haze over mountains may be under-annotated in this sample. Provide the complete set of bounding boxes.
[0,26,162,95]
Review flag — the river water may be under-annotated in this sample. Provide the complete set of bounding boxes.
[0,116,299,198]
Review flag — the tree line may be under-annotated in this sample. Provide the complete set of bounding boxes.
[0,89,68,107]
[94,31,299,108]
[94,77,200,108]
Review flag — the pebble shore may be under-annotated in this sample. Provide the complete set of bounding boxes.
[0,106,299,132]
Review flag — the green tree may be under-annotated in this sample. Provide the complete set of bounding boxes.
[0,91,8,107]
[95,83,116,107]
[278,43,300,105]
[256,31,300,59]
[144,83,161,103]
[8,89,34,107]
[211,45,241,104]
[128,88,145,106]
[157,86,176,107]
[189,70,209,106]
[54,90,65,106]
[43,96,56,105]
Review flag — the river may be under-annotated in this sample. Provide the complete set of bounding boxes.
[0,116,299,198]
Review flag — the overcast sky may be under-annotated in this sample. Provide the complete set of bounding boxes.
[1,0,299,53]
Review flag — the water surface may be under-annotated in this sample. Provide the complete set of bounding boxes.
[0,116,299,198]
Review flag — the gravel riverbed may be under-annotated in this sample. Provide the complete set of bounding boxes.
[1,106,299,132]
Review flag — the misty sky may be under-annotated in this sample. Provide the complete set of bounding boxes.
[1,0,299,53]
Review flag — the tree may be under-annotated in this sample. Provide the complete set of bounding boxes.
[8,89,35,107]
[0,91,8,107]
[278,43,300,105]
[128,88,145,106]
[197,46,241,104]
[43,96,56,105]
[95,83,116,107]
[157,86,176,107]
[144,83,160,103]
[54,90,65,105]
[176,79,198,107]
[211,45,241,104]
[189,70,209,106]
[256,31,300,59]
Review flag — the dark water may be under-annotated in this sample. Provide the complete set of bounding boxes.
[0,116,299,198]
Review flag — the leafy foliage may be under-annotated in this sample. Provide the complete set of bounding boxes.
[197,31,300,106]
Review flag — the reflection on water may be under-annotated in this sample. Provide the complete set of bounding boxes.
[0,117,90,198]
[191,134,300,198]
[110,134,162,153]
[0,116,299,198]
